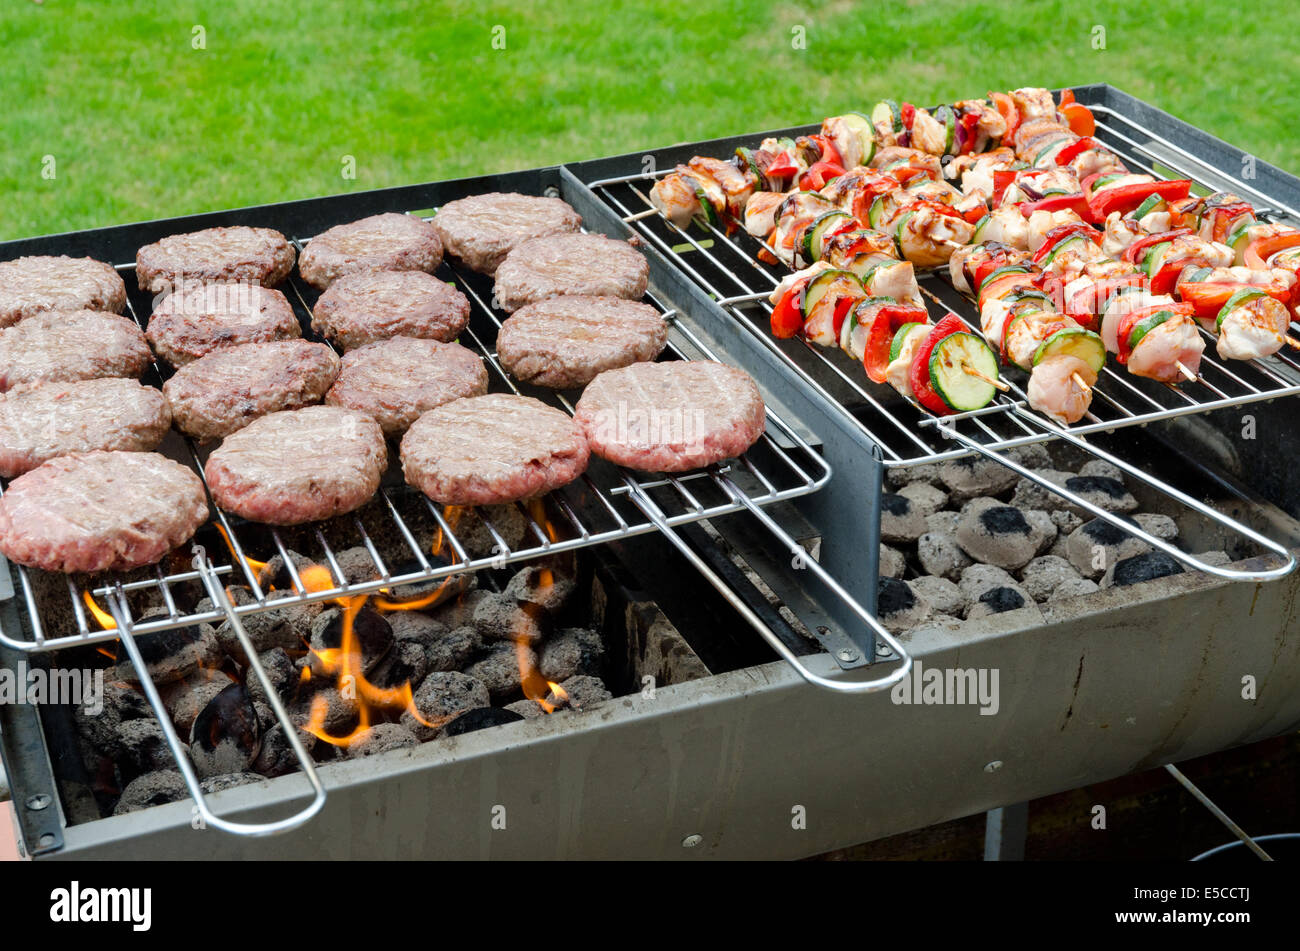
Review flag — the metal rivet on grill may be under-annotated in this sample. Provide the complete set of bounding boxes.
[25,793,51,811]
[877,644,894,658]
[984,761,1003,773]
[836,648,859,663]
[681,834,703,848]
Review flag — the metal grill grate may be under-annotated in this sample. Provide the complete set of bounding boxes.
[0,219,831,653]
[583,110,1300,469]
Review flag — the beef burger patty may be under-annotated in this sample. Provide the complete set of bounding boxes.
[298,212,443,290]
[0,310,151,393]
[433,192,582,275]
[148,282,301,367]
[0,255,127,328]
[493,233,649,312]
[136,226,296,295]
[311,269,470,350]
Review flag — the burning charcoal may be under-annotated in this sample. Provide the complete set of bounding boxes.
[1010,470,1074,511]
[1134,513,1179,542]
[925,510,960,535]
[427,625,480,673]
[886,463,941,487]
[878,544,905,579]
[115,718,175,774]
[1051,509,1083,536]
[256,550,318,591]
[1102,551,1185,588]
[113,770,188,815]
[879,493,927,544]
[538,627,605,682]
[291,682,360,735]
[966,586,1030,620]
[550,675,612,710]
[199,772,263,794]
[956,498,1052,571]
[110,618,222,685]
[369,640,429,691]
[75,682,149,757]
[428,588,493,630]
[1005,443,1053,469]
[345,723,419,758]
[163,672,234,735]
[503,563,577,612]
[1058,475,1139,517]
[332,546,385,585]
[456,505,528,558]
[444,707,525,736]
[897,481,948,516]
[503,699,545,720]
[1065,518,1150,579]
[189,682,262,779]
[1026,510,1057,555]
[936,455,1020,501]
[909,575,965,617]
[916,530,973,581]
[308,604,394,677]
[245,647,296,708]
[400,671,491,740]
[472,592,547,645]
[1019,555,1083,602]
[253,722,327,777]
[958,564,1032,610]
[389,571,472,607]
[876,577,931,633]
[1079,460,1125,482]
[465,642,537,700]
[388,611,450,646]
[212,588,321,664]
[1048,577,1101,602]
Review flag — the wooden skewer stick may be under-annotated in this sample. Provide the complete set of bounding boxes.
[623,208,659,223]
[1285,335,1300,350]
[1071,372,1093,395]
[939,239,966,251]
[962,365,1010,392]
[1175,360,1198,382]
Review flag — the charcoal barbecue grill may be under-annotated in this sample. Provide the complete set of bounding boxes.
[4,85,1300,860]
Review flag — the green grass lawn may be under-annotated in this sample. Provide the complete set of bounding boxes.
[2,0,1297,242]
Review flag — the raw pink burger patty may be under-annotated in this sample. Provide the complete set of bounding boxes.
[0,378,172,478]
[310,269,470,350]
[204,405,387,525]
[148,282,301,367]
[135,226,296,295]
[0,451,208,574]
[0,309,151,393]
[574,361,766,472]
[298,213,443,290]
[400,393,589,506]
[0,255,127,328]
[325,336,488,436]
[492,233,649,312]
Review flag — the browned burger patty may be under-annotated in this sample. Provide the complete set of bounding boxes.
[0,310,151,393]
[400,393,590,505]
[493,233,649,312]
[162,340,340,441]
[0,379,172,478]
[311,269,470,350]
[0,451,208,573]
[574,361,766,472]
[298,213,443,290]
[0,255,127,328]
[433,192,582,275]
[496,296,669,389]
[147,282,301,367]
[135,227,296,295]
[204,406,387,525]
[325,336,488,436]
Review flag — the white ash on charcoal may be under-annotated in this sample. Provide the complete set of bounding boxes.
[1051,509,1084,535]
[1006,443,1054,469]
[876,577,931,633]
[917,529,973,581]
[244,647,296,708]
[878,544,905,579]
[199,772,263,794]
[503,561,577,612]
[206,587,320,663]
[115,718,174,774]
[253,722,330,777]
[549,675,612,710]
[75,681,150,757]
[1065,518,1151,579]
[114,770,187,815]
[425,625,481,673]
[189,682,262,779]
[106,617,223,685]
[1079,460,1126,481]
[1010,470,1075,511]
[503,699,545,719]
[1196,550,1232,567]
[1055,475,1139,517]
[538,627,604,682]
[400,671,490,741]
[896,481,948,516]
[956,497,1055,571]
[909,575,965,617]
[1048,577,1101,602]
[1101,551,1186,588]
[936,455,1020,501]
[368,640,429,690]
[307,604,394,677]
[925,510,960,535]
[886,463,941,487]
[879,493,927,544]
[1019,555,1083,602]
[162,670,233,735]
[345,723,419,758]
[958,565,1033,620]
[465,641,538,700]
[290,681,360,735]
[471,591,548,645]
[444,706,526,736]
[1134,513,1179,542]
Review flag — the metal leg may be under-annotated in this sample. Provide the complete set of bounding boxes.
[984,802,1029,861]
[1164,763,1274,861]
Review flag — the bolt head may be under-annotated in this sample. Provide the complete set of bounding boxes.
[836,648,859,663]
[681,834,703,848]
[877,643,894,657]
[26,793,51,811]
[984,760,1003,773]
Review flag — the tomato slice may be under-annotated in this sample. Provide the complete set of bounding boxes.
[863,304,929,382]
[769,283,806,338]
[1061,102,1095,137]
[909,314,966,414]
[1058,88,1076,107]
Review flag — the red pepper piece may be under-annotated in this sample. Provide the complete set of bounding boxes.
[909,313,966,414]
[1123,228,1192,264]
[769,283,806,338]
[863,304,928,383]
[1088,179,1193,221]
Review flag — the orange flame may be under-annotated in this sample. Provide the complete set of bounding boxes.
[215,523,271,584]
[83,592,117,631]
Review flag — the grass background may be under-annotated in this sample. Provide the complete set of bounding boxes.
[2,0,1296,242]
